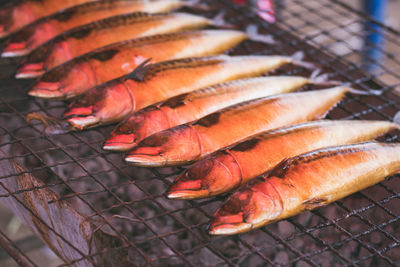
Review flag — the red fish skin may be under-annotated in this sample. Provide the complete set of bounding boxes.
[126,87,349,166]
[168,120,399,199]
[3,0,184,56]
[208,142,400,235]
[0,0,97,38]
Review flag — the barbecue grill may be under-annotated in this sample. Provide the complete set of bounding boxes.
[0,0,400,266]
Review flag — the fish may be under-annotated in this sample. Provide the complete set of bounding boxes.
[104,75,332,151]
[125,86,352,167]
[168,120,399,199]
[16,12,212,77]
[208,142,400,235]
[27,30,248,97]
[2,0,185,58]
[56,54,315,131]
[0,0,97,38]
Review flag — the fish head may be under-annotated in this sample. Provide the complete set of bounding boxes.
[208,176,283,235]
[28,61,96,99]
[168,152,242,199]
[64,81,134,130]
[125,125,202,167]
[104,106,170,151]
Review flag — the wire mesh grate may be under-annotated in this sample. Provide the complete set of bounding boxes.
[0,0,399,266]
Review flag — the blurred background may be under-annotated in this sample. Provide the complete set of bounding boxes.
[0,0,399,266]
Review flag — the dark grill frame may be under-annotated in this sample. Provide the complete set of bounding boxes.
[0,0,399,266]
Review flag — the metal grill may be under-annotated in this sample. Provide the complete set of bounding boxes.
[0,0,400,266]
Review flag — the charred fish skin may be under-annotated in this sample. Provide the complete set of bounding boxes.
[63,55,307,130]
[209,142,400,235]
[168,120,400,199]
[0,0,98,38]
[3,0,185,58]
[126,86,351,167]
[17,12,212,76]
[28,30,249,98]
[103,76,312,151]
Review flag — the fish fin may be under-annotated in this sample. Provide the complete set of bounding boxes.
[184,0,215,11]
[211,11,237,29]
[290,51,317,70]
[342,85,382,96]
[303,197,328,211]
[246,24,275,44]
[26,113,73,135]
[308,70,341,86]
[393,111,400,126]
[124,58,152,82]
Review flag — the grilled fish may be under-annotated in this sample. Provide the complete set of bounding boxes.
[208,142,400,235]
[0,0,97,38]
[168,120,399,199]
[125,86,351,167]
[3,0,185,58]
[28,30,248,97]
[60,55,314,130]
[16,12,211,77]
[104,76,330,151]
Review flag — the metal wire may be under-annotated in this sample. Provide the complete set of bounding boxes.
[0,0,399,266]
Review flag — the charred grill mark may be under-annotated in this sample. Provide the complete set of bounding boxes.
[89,49,119,62]
[193,112,221,127]
[303,197,328,210]
[161,93,190,108]
[69,27,93,39]
[230,138,260,152]
[54,9,76,22]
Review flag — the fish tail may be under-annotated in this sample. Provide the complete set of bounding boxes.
[26,113,74,135]
[245,24,275,44]
[343,85,382,96]
[290,51,317,70]
[308,69,341,86]
[211,11,237,29]
[393,111,400,128]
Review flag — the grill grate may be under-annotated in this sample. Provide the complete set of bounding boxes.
[0,0,400,266]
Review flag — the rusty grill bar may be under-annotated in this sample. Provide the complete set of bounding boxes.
[0,0,399,266]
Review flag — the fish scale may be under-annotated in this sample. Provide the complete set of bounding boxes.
[104,76,314,151]
[28,30,248,98]
[17,12,212,76]
[208,142,400,235]
[3,0,185,58]
[0,0,97,38]
[63,55,307,130]
[168,120,399,199]
[126,86,351,167]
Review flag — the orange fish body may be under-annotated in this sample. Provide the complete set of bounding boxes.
[16,12,211,76]
[63,55,305,129]
[168,120,399,199]
[104,76,315,151]
[28,30,248,97]
[209,142,400,235]
[0,0,97,38]
[126,86,351,167]
[3,0,184,58]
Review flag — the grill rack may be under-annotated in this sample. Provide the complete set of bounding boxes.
[0,0,399,266]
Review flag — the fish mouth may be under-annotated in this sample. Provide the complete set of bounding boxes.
[65,115,99,131]
[103,134,136,151]
[124,152,170,167]
[208,221,253,235]
[28,81,65,99]
[16,63,45,79]
[2,42,30,58]
[167,188,210,199]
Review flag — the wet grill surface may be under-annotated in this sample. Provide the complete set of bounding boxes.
[0,0,400,266]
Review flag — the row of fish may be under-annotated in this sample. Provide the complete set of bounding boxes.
[3,0,400,236]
